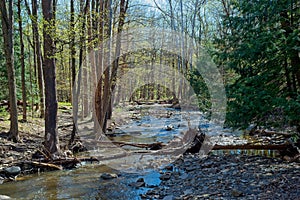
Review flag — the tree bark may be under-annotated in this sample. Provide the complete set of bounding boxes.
[99,0,113,133]
[42,0,60,154]
[24,0,45,118]
[69,0,76,145]
[33,0,45,118]
[17,0,27,122]
[0,0,19,142]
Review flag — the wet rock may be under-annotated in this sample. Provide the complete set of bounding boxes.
[160,172,172,180]
[185,165,198,172]
[165,125,174,131]
[100,173,118,180]
[129,177,146,187]
[164,165,173,171]
[129,178,145,188]
[163,195,174,200]
[136,177,144,182]
[4,166,21,177]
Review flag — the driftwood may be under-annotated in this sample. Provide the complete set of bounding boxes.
[22,157,99,172]
[111,141,165,150]
[26,161,63,170]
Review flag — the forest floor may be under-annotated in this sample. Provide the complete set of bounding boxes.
[0,103,299,199]
[0,104,76,183]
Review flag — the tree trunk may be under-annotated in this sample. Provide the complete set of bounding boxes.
[17,0,27,122]
[0,0,19,142]
[71,0,88,143]
[69,0,76,145]
[108,0,128,117]
[33,0,45,118]
[100,0,113,133]
[42,0,60,154]
[25,0,45,118]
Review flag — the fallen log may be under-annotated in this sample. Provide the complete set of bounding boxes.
[26,161,63,170]
[111,141,165,150]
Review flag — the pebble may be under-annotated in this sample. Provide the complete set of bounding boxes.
[142,154,300,199]
[100,173,118,180]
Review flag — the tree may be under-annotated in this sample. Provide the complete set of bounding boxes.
[214,0,300,129]
[24,0,45,119]
[42,0,60,154]
[95,0,129,133]
[17,0,27,122]
[0,0,19,142]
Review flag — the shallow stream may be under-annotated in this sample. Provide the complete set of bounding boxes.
[0,104,282,199]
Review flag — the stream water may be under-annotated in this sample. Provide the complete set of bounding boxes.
[0,104,282,199]
[0,164,161,199]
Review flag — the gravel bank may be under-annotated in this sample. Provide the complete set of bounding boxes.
[142,154,300,200]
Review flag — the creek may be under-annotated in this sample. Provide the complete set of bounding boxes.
[0,103,282,199]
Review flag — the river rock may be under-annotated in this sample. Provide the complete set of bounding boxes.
[136,177,144,182]
[129,177,145,188]
[160,172,172,180]
[100,173,118,180]
[163,195,174,200]
[231,189,243,197]
[4,166,21,176]
[165,125,174,131]
[0,195,11,199]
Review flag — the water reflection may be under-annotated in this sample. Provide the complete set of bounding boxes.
[0,164,162,199]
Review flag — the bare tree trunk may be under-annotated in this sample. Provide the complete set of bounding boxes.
[17,0,27,122]
[0,0,19,142]
[88,0,97,124]
[107,0,128,117]
[42,0,60,154]
[100,0,113,133]
[33,0,45,119]
[25,0,45,118]
[71,0,88,143]
[69,0,77,145]
[27,37,34,117]
[94,0,104,133]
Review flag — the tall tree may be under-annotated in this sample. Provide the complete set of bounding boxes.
[69,0,77,145]
[42,0,60,154]
[17,0,27,122]
[0,0,19,142]
[24,0,45,118]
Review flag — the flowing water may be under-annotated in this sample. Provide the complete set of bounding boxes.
[0,164,161,199]
[0,104,282,199]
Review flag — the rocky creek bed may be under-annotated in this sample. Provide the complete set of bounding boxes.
[0,103,300,199]
[141,153,300,200]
